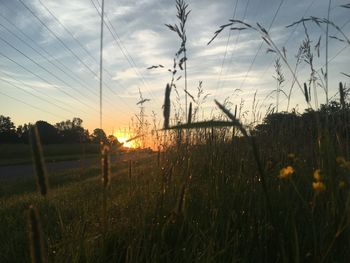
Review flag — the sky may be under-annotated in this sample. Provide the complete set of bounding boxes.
[0,0,349,136]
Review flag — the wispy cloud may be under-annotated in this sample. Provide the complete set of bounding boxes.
[0,0,349,131]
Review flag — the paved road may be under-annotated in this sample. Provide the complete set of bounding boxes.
[0,158,99,181]
[0,152,152,181]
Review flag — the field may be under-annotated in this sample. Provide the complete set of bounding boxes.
[1,116,350,262]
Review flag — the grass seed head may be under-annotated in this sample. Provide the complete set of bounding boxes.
[163,83,171,129]
[101,145,110,188]
[188,102,192,124]
[304,83,310,103]
[29,125,48,197]
[28,206,46,263]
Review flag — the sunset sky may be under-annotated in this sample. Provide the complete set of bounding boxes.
[0,0,349,135]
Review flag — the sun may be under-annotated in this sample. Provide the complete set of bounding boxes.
[114,131,137,148]
[117,136,135,148]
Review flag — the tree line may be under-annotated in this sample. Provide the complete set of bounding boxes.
[0,116,116,144]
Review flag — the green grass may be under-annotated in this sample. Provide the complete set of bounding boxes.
[1,139,350,262]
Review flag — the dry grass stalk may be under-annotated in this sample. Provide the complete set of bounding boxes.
[163,83,171,129]
[29,125,48,197]
[101,145,110,188]
[28,206,46,263]
[188,102,192,124]
[304,83,310,103]
[339,82,345,109]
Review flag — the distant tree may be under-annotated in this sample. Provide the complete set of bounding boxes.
[35,121,59,144]
[16,123,31,143]
[55,117,89,143]
[107,134,121,147]
[91,128,107,143]
[0,115,18,143]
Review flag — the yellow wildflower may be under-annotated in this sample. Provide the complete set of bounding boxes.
[336,156,350,170]
[339,180,346,189]
[313,169,322,182]
[312,181,326,193]
[279,166,294,179]
[336,156,346,165]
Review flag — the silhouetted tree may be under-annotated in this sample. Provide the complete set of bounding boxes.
[55,117,89,143]
[91,128,107,144]
[0,115,18,143]
[35,121,59,144]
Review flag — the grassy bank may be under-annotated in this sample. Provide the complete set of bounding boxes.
[1,136,350,262]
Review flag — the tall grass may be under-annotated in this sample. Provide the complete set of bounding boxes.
[1,1,350,262]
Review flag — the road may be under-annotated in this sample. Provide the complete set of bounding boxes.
[0,152,152,181]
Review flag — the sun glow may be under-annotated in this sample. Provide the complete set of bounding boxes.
[114,131,137,148]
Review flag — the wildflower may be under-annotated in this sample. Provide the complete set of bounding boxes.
[312,181,326,193]
[313,169,322,182]
[339,180,346,189]
[279,166,294,179]
[336,156,350,170]
[336,156,346,165]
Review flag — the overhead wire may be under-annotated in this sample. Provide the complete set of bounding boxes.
[0,35,102,112]
[0,35,102,107]
[216,0,240,92]
[0,70,77,115]
[214,0,251,98]
[16,0,135,113]
[236,0,285,92]
[0,51,92,115]
[0,14,131,115]
[0,89,66,120]
[91,0,162,105]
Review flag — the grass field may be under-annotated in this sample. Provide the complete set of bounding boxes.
[1,129,350,262]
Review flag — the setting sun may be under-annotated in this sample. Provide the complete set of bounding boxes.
[114,131,137,148]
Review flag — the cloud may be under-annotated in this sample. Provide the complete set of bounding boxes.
[0,0,349,132]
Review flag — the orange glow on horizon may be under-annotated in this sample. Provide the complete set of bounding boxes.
[114,131,137,148]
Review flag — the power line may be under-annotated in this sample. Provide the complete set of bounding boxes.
[0,89,66,120]
[91,0,162,105]
[0,35,102,106]
[0,21,96,99]
[1,68,127,121]
[0,51,93,115]
[214,0,252,98]
[257,0,318,83]
[216,0,240,91]
[237,0,285,91]
[16,0,134,113]
[0,35,102,112]
[36,0,160,110]
[99,0,105,130]
[0,14,133,116]
[0,73,76,116]
[35,0,129,94]
[257,2,349,104]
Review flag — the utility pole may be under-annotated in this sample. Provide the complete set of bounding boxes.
[99,0,105,137]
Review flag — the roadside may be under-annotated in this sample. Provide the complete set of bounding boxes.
[0,151,155,181]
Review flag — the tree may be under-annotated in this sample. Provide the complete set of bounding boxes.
[91,128,107,143]
[55,118,89,143]
[107,134,121,147]
[35,121,59,144]
[0,115,18,143]
[0,115,15,133]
